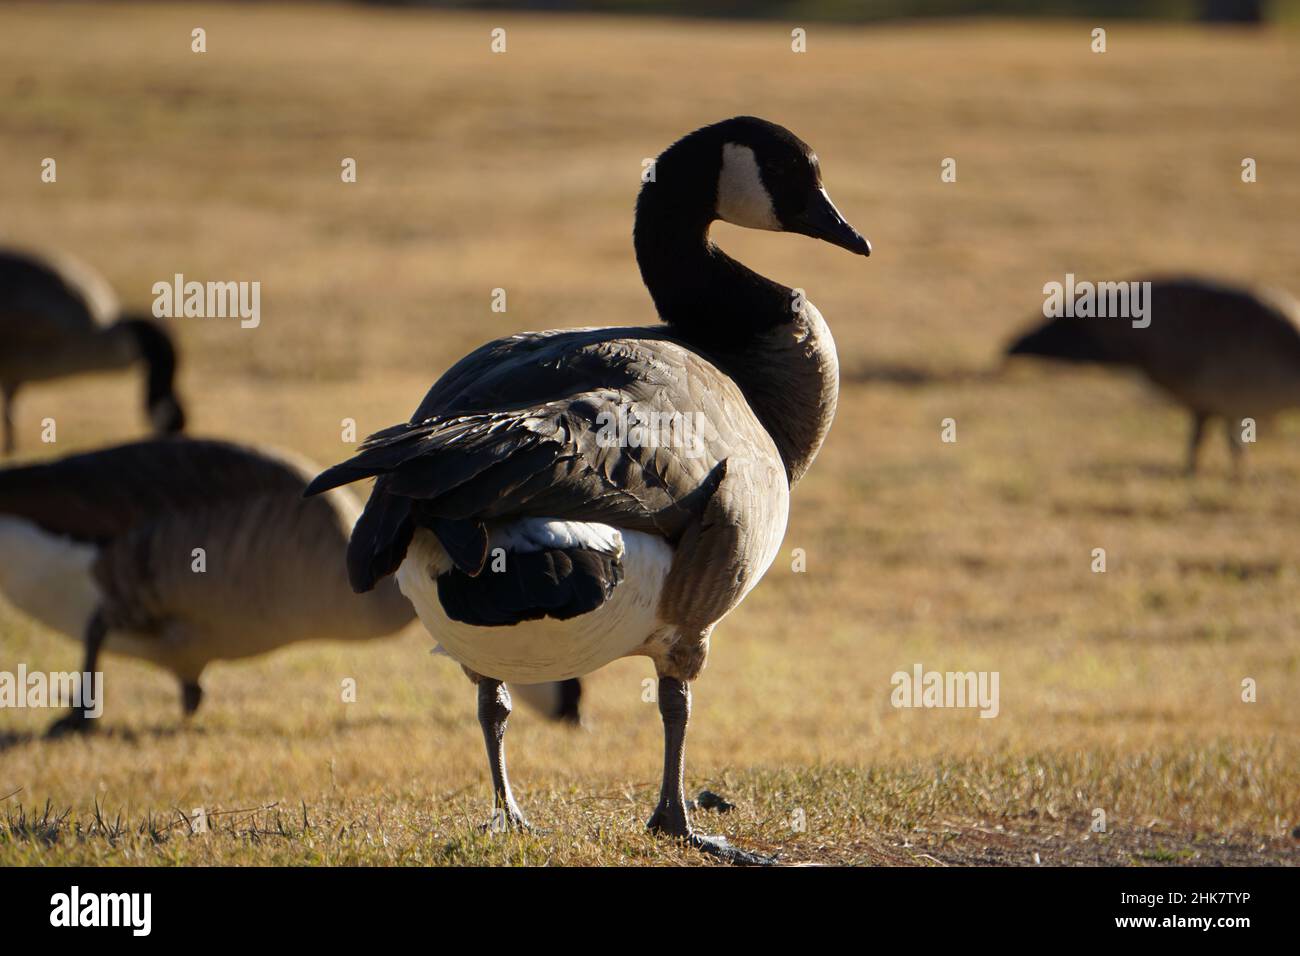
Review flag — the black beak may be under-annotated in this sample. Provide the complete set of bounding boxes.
[788,187,871,256]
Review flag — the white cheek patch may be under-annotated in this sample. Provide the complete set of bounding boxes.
[717,143,781,231]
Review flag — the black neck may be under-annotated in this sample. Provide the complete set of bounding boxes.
[632,141,838,486]
[117,316,178,406]
[634,140,795,349]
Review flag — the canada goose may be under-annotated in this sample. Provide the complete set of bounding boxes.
[1006,278,1300,474]
[0,438,581,732]
[0,249,185,456]
[307,116,870,864]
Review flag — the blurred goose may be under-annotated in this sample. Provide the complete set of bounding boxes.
[0,438,580,732]
[1007,277,1300,474]
[0,248,184,456]
[307,116,870,864]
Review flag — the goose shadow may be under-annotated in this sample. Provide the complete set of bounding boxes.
[0,722,204,751]
[0,730,39,753]
[1080,460,1194,482]
[0,712,427,752]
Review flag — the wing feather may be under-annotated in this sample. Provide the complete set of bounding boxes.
[310,329,736,594]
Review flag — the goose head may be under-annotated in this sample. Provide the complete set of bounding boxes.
[711,116,871,256]
[1006,317,1125,367]
[642,116,870,257]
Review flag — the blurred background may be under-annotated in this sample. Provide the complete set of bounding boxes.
[364,0,1298,23]
[0,1,1296,864]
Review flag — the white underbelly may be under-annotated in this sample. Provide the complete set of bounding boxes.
[0,516,313,681]
[0,516,102,639]
[396,521,673,683]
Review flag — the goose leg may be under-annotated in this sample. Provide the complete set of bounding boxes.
[477,678,530,832]
[180,680,203,716]
[1185,411,1209,476]
[1225,419,1245,481]
[1,384,14,456]
[646,676,774,865]
[47,611,106,737]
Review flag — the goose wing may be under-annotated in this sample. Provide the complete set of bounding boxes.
[1151,278,1300,348]
[1135,279,1300,398]
[0,438,306,544]
[307,327,774,593]
[88,477,355,638]
[0,250,116,348]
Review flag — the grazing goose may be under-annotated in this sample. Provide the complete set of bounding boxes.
[307,116,870,864]
[0,438,581,732]
[1007,278,1300,474]
[0,248,185,456]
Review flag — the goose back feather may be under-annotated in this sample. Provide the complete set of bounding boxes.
[0,249,130,384]
[308,326,790,651]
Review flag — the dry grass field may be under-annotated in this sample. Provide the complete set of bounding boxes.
[1,2,1298,866]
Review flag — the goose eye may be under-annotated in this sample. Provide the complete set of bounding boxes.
[774,153,804,177]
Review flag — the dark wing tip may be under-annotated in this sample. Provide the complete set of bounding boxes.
[305,420,444,499]
[347,561,379,594]
[345,486,416,593]
[303,465,361,498]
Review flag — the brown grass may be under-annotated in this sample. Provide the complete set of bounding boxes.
[0,3,1297,865]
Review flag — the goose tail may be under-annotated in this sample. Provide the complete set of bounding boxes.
[303,421,437,497]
